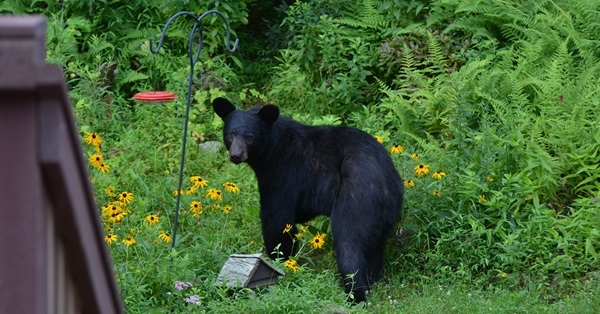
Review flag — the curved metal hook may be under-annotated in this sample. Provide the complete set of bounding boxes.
[148,9,239,57]
[149,11,197,54]
[196,9,240,53]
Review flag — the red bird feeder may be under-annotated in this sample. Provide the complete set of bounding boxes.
[132,91,177,104]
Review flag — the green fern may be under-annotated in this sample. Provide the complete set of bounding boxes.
[120,70,149,84]
[333,0,390,30]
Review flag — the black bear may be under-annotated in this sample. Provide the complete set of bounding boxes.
[213,97,404,302]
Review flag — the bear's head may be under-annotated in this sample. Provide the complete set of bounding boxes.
[213,97,279,164]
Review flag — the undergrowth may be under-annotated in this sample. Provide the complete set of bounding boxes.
[2,0,599,312]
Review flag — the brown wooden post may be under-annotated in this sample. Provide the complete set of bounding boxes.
[0,16,123,313]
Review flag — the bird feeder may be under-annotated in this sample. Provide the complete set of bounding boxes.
[132,91,177,104]
[216,254,285,288]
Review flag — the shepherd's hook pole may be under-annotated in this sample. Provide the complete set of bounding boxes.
[147,10,238,261]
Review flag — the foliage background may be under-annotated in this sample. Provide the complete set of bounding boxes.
[2,0,599,312]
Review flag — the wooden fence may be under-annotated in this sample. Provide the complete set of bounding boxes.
[0,16,123,313]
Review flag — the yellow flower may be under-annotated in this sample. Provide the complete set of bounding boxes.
[107,211,124,223]
[85,132,103,147]
[186,186,197,195]
[98,163,110,173]
[295,225,309,238]
[284,258,300,272]
[433,189,441,197]
[283,224,293,234]
[105,186,115,196]
[104,234,118,245]
[374,135,384,144]
[222,182,240,193]
[310,232,326,249]
[206,188,223,201]
[223,205,232,214]
[145,214,159,225]
[486,176,494,182]
[390,144,404,155]
[410,153,419,160]
[414,164,430,178]
[190,201,202,216]
[173,189,184,196]
[211,204,221,212]
[158,232,172,243]
[404,179,415,188]
[432,171,446,180]
[501,272,508,279]
[122,235,136,246]
[90,153,104,168]
[190,175,209,188]
[102,203,123,218]
[118,191,134,204]
[478,195,487,203]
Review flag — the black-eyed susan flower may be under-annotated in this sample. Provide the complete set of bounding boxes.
[432,171,446,180]
[105,186,115,197]
[310,232,326,249]
[222,182,240,193]
[190,201,202,216]
[433,189,441,197]
[390,144,404,155]
[186,186,197,195]
[98,163,110,173]
[158,232,172,243]
[173,189,184,196]
[122,235,136,246]
[223,205,232,214]
[108,212,124,223]
[85,132,103,147]
[374,135,384,144]
[90,153,104,168]
[414,164,430,178]
[404,179,415,188]
[410,153,419,160]
[283,224,293,234]
[145,214,159,225]
[104,234,118,245]
[478,195,487,203]
[190,175,208,188]
[284,258,300,272]
[118,191,134,204]
[211,204,221,212]
[206,189,223,201]
[295,225,309,238]
[102,203,123,218]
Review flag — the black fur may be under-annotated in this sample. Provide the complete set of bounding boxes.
[213,98,404,302]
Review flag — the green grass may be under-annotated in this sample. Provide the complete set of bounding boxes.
[82,122,600,313]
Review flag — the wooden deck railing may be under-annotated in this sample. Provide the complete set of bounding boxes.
[0,16,123,314]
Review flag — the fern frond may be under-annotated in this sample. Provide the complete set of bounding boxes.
[333,0,390,30]
[119,70,149,84]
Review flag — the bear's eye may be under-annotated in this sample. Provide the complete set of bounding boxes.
[226,133,235,142]
[244,134,255,143]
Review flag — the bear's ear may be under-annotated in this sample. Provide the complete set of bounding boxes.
[258,104,279,125]
[213,97,236,119]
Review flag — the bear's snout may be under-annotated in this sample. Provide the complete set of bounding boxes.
[228,139,247,164]
[229,152,246,164]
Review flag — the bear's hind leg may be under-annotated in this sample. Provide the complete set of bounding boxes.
[366,239,387,285]
[330,215,370,303]
[333,238,369,303]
